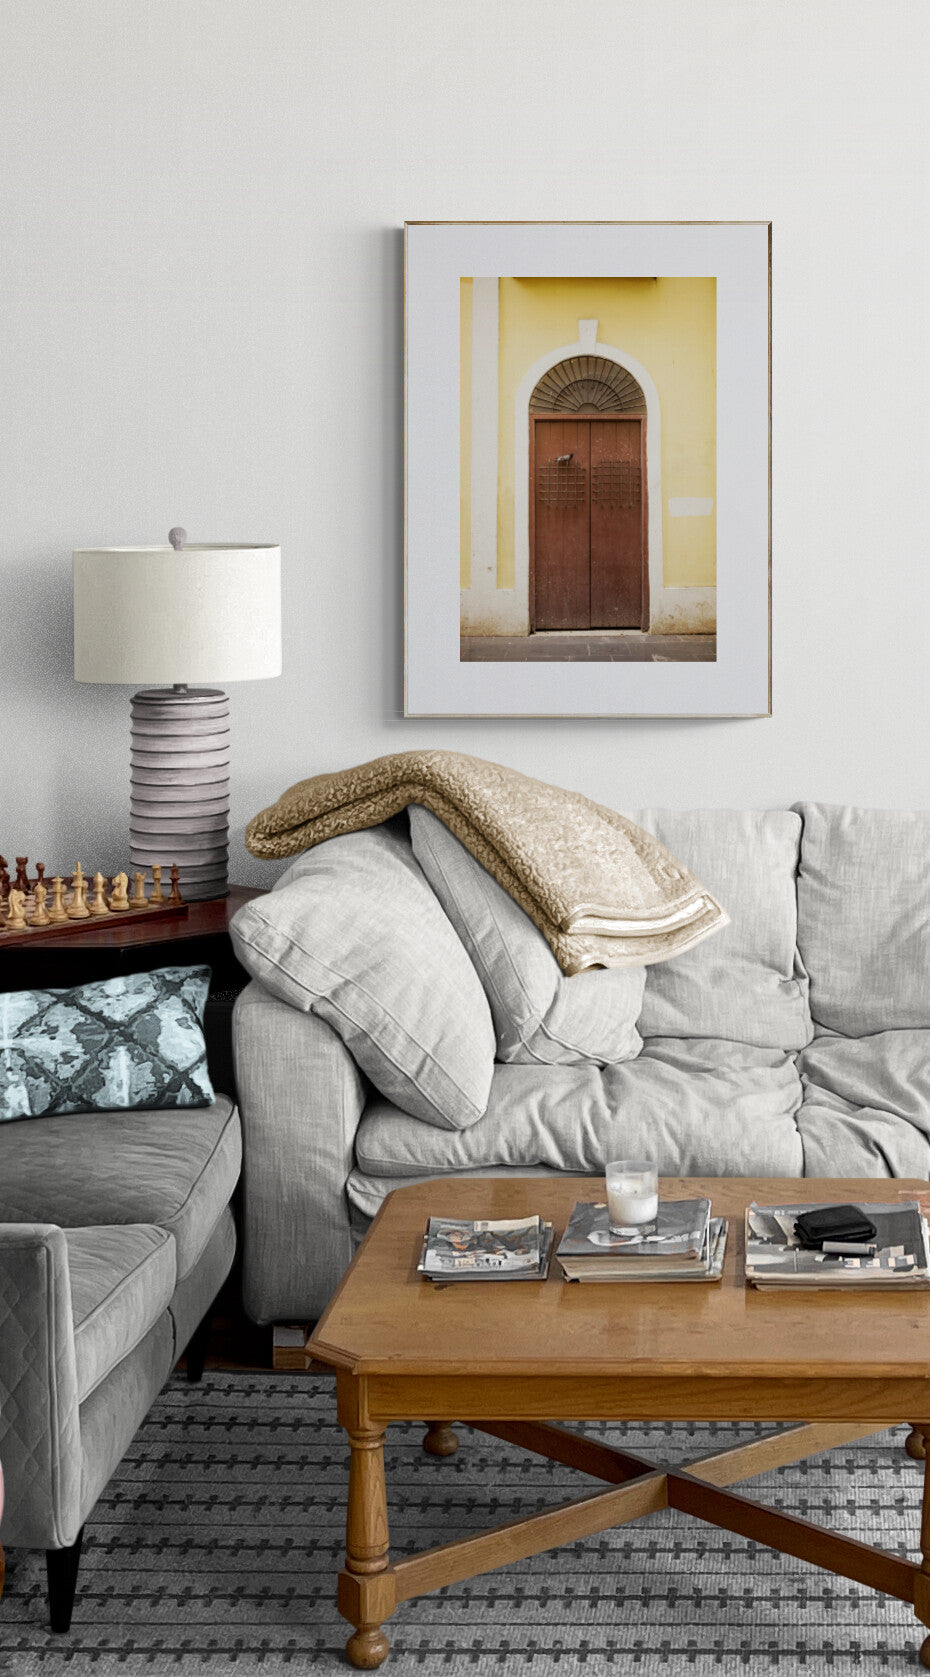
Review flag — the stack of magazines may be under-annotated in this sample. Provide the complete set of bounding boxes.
[745,1201,930,1290]
[417,1215,554,1282]
[555,1197,727,1283]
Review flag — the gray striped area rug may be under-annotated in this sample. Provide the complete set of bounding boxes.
[0,1372,927,1674]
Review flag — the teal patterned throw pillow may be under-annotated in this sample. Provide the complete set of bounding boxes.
[0,965,214,1121]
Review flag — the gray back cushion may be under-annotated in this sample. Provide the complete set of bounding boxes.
[635,809,811,1050]
[230,826,496,1130]
[409,805,644,1065]
[796,803,930,1034]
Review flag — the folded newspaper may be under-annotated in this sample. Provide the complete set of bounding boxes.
[745,1201,930,1290]
[418,1215,553,1281]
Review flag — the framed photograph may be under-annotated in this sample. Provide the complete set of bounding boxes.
[405,221,771,717]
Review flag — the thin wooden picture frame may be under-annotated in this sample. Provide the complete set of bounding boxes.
[404,221,771,718]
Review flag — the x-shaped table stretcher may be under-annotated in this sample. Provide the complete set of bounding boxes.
[337,1416,930,1669]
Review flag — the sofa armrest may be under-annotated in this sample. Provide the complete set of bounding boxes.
[0,1224,82,1548]
[233,980,367,1323]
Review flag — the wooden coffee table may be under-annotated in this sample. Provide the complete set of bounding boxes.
[308,1175,930,1669]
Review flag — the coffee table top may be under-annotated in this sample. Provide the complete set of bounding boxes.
[309,1176,930,1381]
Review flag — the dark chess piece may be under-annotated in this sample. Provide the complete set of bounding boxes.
[0,856,9,901]
[14,858,30,893]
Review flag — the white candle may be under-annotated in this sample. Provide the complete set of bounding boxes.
[608,1185,659,1227]
[606,1161,659,1233]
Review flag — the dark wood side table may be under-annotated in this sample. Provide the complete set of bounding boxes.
[0,885,265,1102]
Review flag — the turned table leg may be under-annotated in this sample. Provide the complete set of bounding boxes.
[912,1426,930,1668]
[423,1421,458,1458]
[340,1426,393,1669]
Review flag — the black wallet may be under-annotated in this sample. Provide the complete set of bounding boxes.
[794,1204,877,1249]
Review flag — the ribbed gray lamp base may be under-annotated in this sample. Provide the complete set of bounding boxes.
[130,687,230,901]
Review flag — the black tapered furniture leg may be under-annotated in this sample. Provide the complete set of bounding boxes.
[184,1309,213,1383]
[46,1526,84,1633]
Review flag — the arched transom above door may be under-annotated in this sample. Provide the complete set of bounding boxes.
[529,355,647,415]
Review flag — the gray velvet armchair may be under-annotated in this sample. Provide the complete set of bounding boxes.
[0,1099,240,1630]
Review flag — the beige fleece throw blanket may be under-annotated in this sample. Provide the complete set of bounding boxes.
[246,750,728,974]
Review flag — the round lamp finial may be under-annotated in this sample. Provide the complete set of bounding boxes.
[168,527,187,551]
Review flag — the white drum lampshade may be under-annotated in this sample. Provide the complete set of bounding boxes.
[74,541,281,900]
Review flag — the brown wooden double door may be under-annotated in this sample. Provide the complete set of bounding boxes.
[532,416,646,631]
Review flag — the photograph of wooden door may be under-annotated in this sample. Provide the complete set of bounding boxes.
[531,415,647,631]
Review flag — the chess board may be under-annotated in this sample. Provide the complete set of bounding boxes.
[0,857,189,946]
[0,898,189,947]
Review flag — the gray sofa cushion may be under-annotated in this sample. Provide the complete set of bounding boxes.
[796,803,930,1035]
[353,1039,804,1182]
[230,827,495,1130]
[0,1096,240,1280]
[796,1029,930,1179]
[67,1224,176,1401]
[345,1163,566,1224]
[408,806,644,1066]
[635,809,811,1050]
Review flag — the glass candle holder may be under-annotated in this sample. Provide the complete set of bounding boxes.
[605,1160,659,1237]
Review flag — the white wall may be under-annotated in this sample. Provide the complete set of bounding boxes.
[2,0,928,889]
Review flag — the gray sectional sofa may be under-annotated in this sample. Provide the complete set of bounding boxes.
[0,1096,240,1628]
[232,804,930,1325]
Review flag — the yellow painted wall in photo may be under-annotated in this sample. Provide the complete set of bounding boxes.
[497,278,715,589]
[460,277,716,595]
[459,278,472,589]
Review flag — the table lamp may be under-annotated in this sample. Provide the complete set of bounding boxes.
[74,530,281,900]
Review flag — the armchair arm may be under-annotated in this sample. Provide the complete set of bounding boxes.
[0,1224,82,1549]
[233,980,367,1323]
